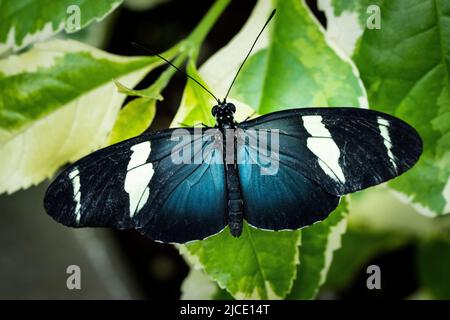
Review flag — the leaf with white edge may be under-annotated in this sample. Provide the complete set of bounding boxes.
[287,199,348,299]
[353,0,450,216]
[184,225,301,300]
[317,0,367,56]
[114,48,184,101]
[179,249,234,300]
[200,0,368,113]
[108,97,156,145]
[171,60,218,127]
[0,39,155,194]
[110,52,189,144]
[212,287,234,300]
[0,0,123,53]
[180,268,219,300]
[171,58,254,128]
[199,0,271,100]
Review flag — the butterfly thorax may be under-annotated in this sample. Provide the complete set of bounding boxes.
[212,102,237,129]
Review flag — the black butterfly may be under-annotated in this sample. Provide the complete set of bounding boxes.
[44,10,423,244]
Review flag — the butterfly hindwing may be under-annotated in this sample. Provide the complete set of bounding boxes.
[44,128,227,243]
[239,107,422,197]
[237,139,340,230]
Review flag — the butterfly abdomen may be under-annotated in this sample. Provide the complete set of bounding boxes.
[225,163,243,237]
[221,127,244,237]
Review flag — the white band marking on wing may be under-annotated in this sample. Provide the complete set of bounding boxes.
[69,168,81,224]
[377,117,397,171]
[303,115,346,183]
[125,141,154,218]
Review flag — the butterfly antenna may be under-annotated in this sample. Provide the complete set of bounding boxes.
[223,9,276,102]
[131,42,220,103]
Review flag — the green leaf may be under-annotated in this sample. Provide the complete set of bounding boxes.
[171,60,218,127]
[353,0,450,216]
[0,39,155,194]
[287,199,348,299]
[0,0,123,53]
[326,0,378,29]
[172,58,255,128]
[112,44,182,100]
[183,225,301,299]
[180,268,219,300]
[212,287,235,300]
[180,255,234,300]
[108,97,156,145]
[418,236,450,299]
[317,0,368,56]
[180,267,235,300]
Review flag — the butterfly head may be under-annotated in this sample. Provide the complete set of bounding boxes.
[212,101,236,128]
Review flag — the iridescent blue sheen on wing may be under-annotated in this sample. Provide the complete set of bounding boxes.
[237,135,340,230]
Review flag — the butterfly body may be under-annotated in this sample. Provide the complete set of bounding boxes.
[212,101,244,237]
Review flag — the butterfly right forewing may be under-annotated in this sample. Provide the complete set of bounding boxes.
[236,107,422,231]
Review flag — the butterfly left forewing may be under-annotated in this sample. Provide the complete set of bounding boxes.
[44,127,227,243]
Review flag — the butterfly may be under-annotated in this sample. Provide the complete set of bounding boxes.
[43,10,422,244]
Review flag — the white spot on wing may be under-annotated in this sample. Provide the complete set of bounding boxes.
[69,167,81,224]
[303,115,346,183]
[125,141,154,218]
[377,117,397,171]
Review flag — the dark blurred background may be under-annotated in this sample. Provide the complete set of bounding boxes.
[0,0,419,299]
